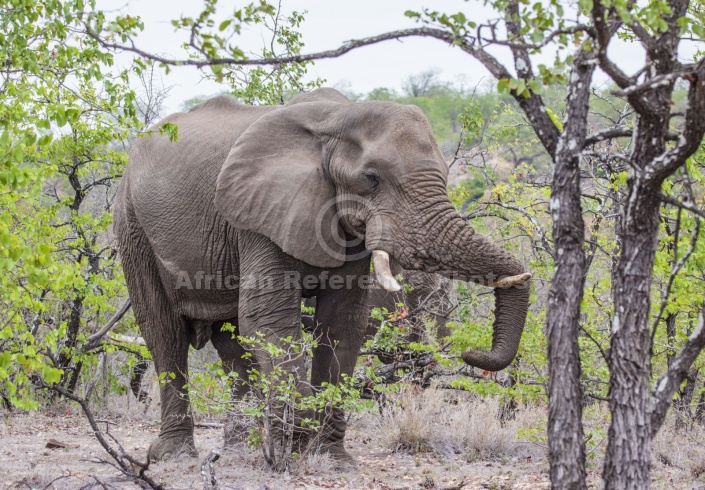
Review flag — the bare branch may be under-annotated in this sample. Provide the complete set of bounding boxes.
[498,2,564,155]
[83,299,132,351]
[583,127,679,147]
[580,324,609,365]
[39,382,162,489]
[592,1,636,90]
[84,26,458,68]
[612,69,697,98]
[660,193,705,220]
[650,62,705,181]
[628,19,656,49]
[85,22,562,157]
[469,200,554,259]
[108,333,146,345]
[477,24,592,51]
[583,127,633,147]
[505,1,535,80]
[650,209,701,336]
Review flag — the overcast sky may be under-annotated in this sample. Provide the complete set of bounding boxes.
[98,1,693,113]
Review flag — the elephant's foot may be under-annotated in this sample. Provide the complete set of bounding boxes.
[148,434,197,462]
[316,440,356,468]
[305,409,355,466]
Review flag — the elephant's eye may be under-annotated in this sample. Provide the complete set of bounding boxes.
[363,170,380,189]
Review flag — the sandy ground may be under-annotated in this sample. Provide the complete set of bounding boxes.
[2,407,704,489]
[1,410,550,490]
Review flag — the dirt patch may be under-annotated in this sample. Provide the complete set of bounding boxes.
[2,404,703,489]
[1,410,549,489]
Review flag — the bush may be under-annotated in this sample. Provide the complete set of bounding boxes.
[186,332,365,471]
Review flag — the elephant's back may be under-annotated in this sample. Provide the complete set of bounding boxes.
[118,96,276,289]
[128,95,273,196]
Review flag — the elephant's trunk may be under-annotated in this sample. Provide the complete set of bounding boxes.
[393,204,531,372]
[461,285,529,371]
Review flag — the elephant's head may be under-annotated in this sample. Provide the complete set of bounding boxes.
[215,88,531,372]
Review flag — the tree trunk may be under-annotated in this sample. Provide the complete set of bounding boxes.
[544,50,595,490]
[546,157,587,489]
[603,181,661,489]
[667,315,698,430]
[130,355,151,403]
[498,360,519,423]
[695,388,705,426]
[58,295,85,392]
[665,313,677,368]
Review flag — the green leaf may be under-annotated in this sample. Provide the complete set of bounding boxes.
[38,134,53,147]
[41,365,62,384]
[159,122,179,142]
[546,107,564,131]
[528,79,543,94]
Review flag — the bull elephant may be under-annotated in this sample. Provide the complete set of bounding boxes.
[113,88,531,462]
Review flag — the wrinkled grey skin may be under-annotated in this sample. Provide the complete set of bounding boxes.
[303,264,453,351]
[114,88,530,462]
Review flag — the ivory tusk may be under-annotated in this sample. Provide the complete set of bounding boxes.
[487,272,532,288]
[372,250,402,292]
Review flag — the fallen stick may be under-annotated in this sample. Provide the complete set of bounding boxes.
[39,381,163,490]
[201,450,221,490]
[195,422,224,429]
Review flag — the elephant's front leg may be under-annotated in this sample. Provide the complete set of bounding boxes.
[310,267,369,461]
[237,234,313,446]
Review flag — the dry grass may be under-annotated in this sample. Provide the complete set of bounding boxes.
[568,402,705,488]
[290,450,337,475]
[8,377,705,489]
[652,412,705,482]
[376,385,545,461]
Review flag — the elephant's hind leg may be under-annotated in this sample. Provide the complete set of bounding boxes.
[117,213,197,461]
[145,320,196,462]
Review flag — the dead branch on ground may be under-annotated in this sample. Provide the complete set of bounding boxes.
[39,381,163,490]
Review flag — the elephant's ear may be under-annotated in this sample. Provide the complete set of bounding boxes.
[215,101,346,268]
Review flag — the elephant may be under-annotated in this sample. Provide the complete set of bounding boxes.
[302,264,453,353]
[113,88,531,463]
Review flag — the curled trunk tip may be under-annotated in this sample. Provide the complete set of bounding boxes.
[461,348,515,372]
[460,284,531,372]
